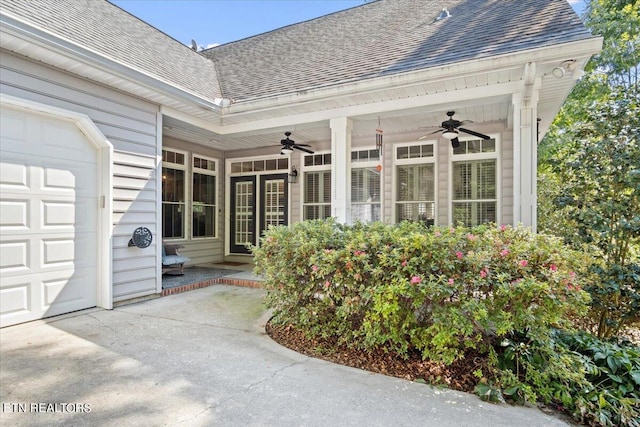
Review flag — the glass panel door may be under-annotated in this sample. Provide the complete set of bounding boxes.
[260,174,288,236]
[230,176,256,254]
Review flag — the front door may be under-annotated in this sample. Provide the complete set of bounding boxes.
[229,174,288,254]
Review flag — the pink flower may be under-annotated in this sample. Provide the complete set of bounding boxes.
[549,264,558,272]
[401,260,408,267]
[500,224,507,232]
[500,249,510,257]
[411,275,421,285]
[518,260,528,268]
[324,281,331,289]
[480,268,488,279]
[450,227,456,233]
[456,251,464,259]
[312,265,318,272]
[434,231,442,237]
[448,278,455,285]
[467,233,477,241]
[354,250,365,256]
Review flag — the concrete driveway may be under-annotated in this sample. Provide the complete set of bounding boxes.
[1,285,569,426]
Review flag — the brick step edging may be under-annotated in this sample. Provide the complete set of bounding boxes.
[161,276,263,296]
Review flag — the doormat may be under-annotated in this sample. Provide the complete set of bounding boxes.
[214,261,248,266]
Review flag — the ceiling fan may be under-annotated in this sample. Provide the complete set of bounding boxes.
[279,131,314,155]
[419,111,491,148]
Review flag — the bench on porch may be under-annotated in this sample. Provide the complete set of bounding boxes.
[162,244,191,275]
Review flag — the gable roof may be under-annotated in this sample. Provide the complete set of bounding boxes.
[0,0,222,103]
[204,0,594,102]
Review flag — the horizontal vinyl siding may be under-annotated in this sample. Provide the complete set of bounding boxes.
[1,51,161,302]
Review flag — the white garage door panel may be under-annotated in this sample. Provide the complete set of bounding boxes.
[0,267,96,325]
[1,106,99,327]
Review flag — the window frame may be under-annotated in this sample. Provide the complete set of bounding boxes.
[191,154,218,240]
[301,151,332,221]
[448,136,500,227]
[162,148,188,241]
[392,141,437,225]
[350,148,382,223]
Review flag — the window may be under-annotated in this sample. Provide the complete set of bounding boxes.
[302,153,332,220]
[162,149,186,239]
[351,166,381,223]
[395,143,435,225]
[192,155,217,238]
[162,150,219,240]
[451,139,498,227]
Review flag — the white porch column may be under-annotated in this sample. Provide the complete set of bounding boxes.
[330,117,353,224]
[512,62,540,231]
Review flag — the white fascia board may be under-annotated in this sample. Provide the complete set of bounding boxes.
[0,13,221,114]
[217,81,521,135]
[226,37,603,117]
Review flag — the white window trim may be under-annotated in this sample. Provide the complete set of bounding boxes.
[191,154,218,240]
[350,147,383,223]
[392,140,438,225]
[224,154,290,256]
[162,148,189,241]
[448,135,501,226]
[300,150,332,221]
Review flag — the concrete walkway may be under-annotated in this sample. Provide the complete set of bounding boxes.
[0,285,569,426]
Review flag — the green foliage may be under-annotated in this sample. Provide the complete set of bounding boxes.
[495,330,640,427]
[253,220,589,363]
[584,0,639,88]
[540,87,640,337]
[253,220,638,426]
[539,0,640,338]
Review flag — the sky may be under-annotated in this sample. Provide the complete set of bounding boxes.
[110,0,588,49]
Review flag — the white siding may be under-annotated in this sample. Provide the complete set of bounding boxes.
[1,51,160,302]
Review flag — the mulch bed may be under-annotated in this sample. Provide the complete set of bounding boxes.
[265,320,487,393]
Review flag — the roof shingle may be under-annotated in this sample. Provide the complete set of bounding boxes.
[204,0,594,101]
[1,0,222,102]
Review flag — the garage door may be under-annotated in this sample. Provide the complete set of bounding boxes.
[1,106,98,327]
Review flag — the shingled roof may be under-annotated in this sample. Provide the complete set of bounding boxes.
[0,0,222,103]
[204,0,594,102]
[1,0,594,107]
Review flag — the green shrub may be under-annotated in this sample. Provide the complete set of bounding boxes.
[253,220,590,363]
[491,330,639,427]
[254,220,640,426]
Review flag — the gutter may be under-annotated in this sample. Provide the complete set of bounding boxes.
[224,36,603,117]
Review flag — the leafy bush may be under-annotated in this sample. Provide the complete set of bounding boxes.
[253,220,640,426]
[489,330,640,427]
[253,220,590,364]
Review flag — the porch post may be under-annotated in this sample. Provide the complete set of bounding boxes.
[512,63,540,231]
[330,117,353,224]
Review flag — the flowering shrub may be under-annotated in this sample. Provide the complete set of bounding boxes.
[253,220,590,364]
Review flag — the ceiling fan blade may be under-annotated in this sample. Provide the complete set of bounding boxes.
[459,127,490,140]
[295,143,312,147]
[451,137,460,148]
[459,120,474,125]
[293,145,314,154]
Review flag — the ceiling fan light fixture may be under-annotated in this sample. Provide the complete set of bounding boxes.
[280,147,293,156]
[442,129,458,140]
